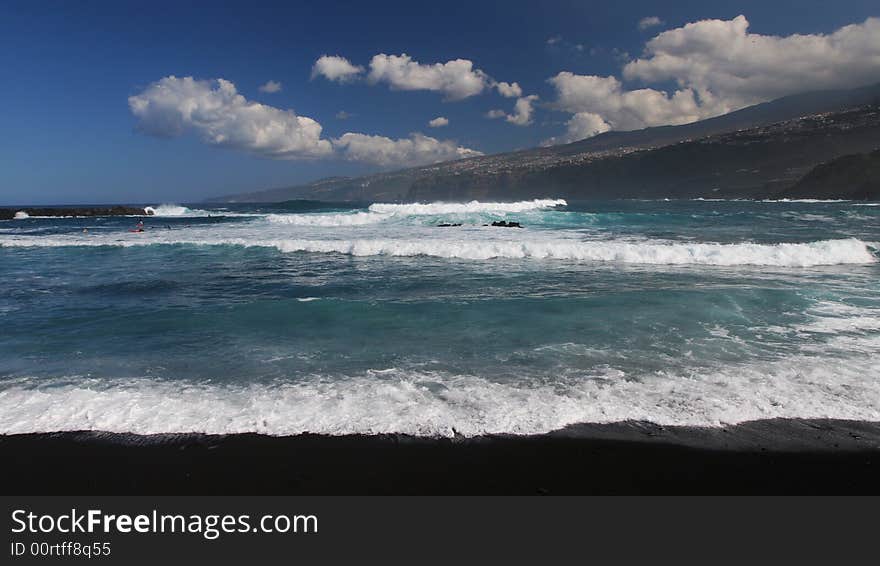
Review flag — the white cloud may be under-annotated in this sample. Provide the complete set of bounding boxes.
[258,80,282,93]
[624,15,880,112]
[335,110,353,120]
[367,53,491,100]
[495,81,522,98]
[311,55,364,83]
[485,94,539,126]
[505,95,539,126]
[546,35,562,45]
[428,116,449,128]
[548,71,707,132]
[130,76,477,168]
[638,16,664,31]
[546,16,880,144]
[333,132,481,166]
[543,112,611,145]
[129,76,332,159]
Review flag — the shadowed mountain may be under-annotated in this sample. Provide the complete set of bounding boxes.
[782,149,880,200]
[211,82,880,203]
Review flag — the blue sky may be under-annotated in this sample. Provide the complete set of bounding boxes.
[1,0,879,204]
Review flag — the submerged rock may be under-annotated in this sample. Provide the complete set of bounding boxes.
[489,220,522,228]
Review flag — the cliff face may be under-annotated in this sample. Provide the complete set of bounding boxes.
[782,150,880,200]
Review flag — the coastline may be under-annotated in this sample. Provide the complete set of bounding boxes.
[0,206,149,220]
[2,418,878,494]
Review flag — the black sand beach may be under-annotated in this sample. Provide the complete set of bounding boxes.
[2,419,878,494]
[0,206,149,220]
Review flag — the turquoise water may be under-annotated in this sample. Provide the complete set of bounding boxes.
[1,199,879,436]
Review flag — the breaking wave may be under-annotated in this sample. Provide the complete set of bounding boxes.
[144,204,211,217]
[1,346,877,437]
[2,236,874,267]
[367,199,567,215]
[263,199,568,227]
[266,212,386,226]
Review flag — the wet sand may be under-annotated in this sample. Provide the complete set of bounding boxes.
[1,419,878,494]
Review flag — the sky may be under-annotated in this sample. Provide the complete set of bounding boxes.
[1,0,879,204]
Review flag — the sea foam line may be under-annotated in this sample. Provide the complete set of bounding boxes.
[264,199,568,226]
[367,198,567,215]
[1,347,878,437]
[0,236,876,267]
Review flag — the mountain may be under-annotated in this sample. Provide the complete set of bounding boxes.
[211,83,880,203]
[782,149,880,200]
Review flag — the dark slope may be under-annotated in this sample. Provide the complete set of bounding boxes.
[782,149,880,200]
[211,83,880,203]
[551,81,880,157]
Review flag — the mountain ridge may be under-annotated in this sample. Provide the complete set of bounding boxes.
[210,82,880,203]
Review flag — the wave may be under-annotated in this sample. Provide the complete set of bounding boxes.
[367,199,567,215]
[759,198,851,203]
[266,212,386,226]
[1,236,875,266]
[1,346,878,436]
[13,211,29,219]
[144,204,211,217]
[266,237,877,266]
[262,199,568,227]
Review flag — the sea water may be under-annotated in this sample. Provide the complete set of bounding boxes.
[1,198,878,437]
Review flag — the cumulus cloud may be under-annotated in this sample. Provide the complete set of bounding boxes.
[311,55,364,83]
[495,81,522,98]
[543,112,612,146]
[333,132,481,166]
[129,76,332,158]
[484,94,539,126]
[367,53,491,100]
[546,15,880,144]
[549,72,707,132]
[258,80,282,93]
[638,16,664,31]
[624,15,880,111]
[428,116,449,128]
[505,95,539,126]
[130,76,478,167]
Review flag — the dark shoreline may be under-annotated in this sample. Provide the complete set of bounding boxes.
[2,419,878,494]
[0,206,150,220]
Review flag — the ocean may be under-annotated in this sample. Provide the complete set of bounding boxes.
[1,198,879,437]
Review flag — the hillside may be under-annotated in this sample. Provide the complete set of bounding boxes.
[212,83,880,203]
[782,149,880,200]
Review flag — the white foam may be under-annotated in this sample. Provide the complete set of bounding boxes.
[265,212,386,226]
[266,237,876,266]
[367,199,567,215]
[1,235,875,267]
[13,211,29,219]
[796,302,880,334]
[760,198,851,203]
[144,204,219,217]
[1,346,878,437]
